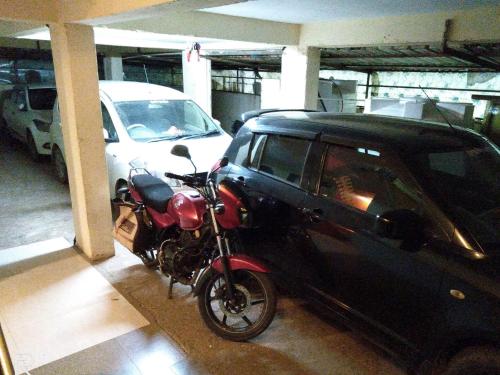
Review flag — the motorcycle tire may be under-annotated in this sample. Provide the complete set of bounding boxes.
[197,269,277,342]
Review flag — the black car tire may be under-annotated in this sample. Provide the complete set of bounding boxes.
[443,346,500,375]
[52,146,68,184]
[26,131,40,161]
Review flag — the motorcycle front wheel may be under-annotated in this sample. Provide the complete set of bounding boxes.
[198,269,277,341]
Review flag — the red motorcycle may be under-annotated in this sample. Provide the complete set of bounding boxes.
[113,145,276,341]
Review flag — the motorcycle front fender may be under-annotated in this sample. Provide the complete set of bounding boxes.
[212,254,270,274]
[193,255,271,296]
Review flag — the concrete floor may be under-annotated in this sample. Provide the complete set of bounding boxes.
[0,135,74,250]
[0,134,406,375]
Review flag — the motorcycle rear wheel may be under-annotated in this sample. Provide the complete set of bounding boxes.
[198,269,276,341]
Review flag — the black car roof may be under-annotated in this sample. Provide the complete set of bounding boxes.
[247,112,484,153]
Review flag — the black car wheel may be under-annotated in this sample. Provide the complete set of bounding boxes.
[442,346,500,375]
[26,131,40,161]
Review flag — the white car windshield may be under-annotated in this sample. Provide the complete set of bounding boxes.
[114,99,219,142]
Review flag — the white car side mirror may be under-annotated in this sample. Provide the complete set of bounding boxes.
[213,118,221,127]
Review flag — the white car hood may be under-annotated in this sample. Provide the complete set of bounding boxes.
[131,132,232,178]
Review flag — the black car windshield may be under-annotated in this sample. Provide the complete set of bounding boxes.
[114,99,218,142]
[28,88,57,110]
[410,136,500,247]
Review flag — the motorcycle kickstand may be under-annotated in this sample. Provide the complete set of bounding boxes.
[168,277,176,299]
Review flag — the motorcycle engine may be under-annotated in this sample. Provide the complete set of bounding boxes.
[159,231,208,284]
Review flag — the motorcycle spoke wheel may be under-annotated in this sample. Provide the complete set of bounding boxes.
[198,269,276,341]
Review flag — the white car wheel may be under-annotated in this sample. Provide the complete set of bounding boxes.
[53,147,68,184]
[26,131,40,161]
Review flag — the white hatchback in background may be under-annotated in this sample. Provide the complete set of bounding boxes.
[2,84,57,160]
[50,81,232,196]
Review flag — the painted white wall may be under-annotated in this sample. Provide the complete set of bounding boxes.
[182,50,212,116]
[261,78,281,109]
[279,46,320,109]
[212,91,260,132]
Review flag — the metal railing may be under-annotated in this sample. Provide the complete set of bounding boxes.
[0,324,14,375]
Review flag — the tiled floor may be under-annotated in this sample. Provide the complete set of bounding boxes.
[0,134,406,375]
[20,242,404,375]
[0,239,148,374]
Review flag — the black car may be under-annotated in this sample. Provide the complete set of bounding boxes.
[214,111,500,375]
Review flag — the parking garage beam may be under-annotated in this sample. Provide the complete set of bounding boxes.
[49,23,115,260]
[280,46,320,110]
[182,49,212,115]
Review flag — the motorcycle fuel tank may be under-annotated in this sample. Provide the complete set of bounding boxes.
[168,191,207,230]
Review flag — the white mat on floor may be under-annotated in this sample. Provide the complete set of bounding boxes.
[0,238,149,374]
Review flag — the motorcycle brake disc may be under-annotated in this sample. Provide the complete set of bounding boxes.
[218,284,252,318]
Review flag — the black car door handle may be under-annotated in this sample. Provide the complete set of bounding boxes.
[300,207,324,222]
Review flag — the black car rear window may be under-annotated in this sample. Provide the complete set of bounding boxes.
[28,88,57,110]
[252,134,310,186]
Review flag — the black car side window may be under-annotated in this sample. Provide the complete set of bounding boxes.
[319,145,421,216]
[257,135,310,186]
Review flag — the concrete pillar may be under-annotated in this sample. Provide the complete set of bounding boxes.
[49,23,114,260]
[182,50,212,115]
[280,46,320,110]
[103,56,123,81]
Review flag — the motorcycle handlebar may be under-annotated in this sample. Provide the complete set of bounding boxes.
[164,172,203,186]
[165,172,187,181]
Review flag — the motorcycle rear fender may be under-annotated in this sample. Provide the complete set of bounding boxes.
[193,255,270,296]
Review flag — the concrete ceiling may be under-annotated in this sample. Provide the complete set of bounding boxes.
[201,0,500,23]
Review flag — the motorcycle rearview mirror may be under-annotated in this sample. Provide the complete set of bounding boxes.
[171,144,191,159]
[171,144,197,175]
[220,156,229,168]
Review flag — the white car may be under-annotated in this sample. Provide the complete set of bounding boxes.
[50,81,232,197]
[2,84,57,160]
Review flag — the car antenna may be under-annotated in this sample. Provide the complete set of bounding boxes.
[419,85,458,136]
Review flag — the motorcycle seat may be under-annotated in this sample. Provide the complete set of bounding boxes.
[131,174,174,213]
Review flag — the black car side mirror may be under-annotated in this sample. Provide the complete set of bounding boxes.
[171,144,191,159]
[374,209,424,246]
[220,156,229,168]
